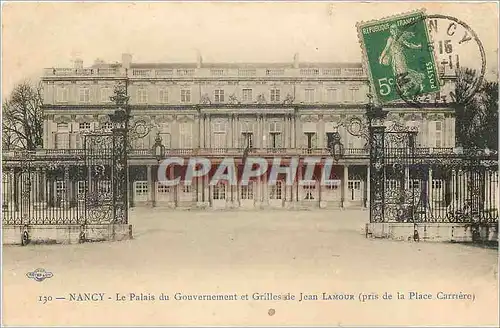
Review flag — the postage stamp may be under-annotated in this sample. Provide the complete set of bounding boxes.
[357,10,441,104]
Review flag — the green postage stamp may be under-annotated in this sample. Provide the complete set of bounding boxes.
[357,10,440,103]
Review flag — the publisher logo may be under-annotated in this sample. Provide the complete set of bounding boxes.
[27,268,53,282]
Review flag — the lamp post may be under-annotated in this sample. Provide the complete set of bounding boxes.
[364,93,389,224]
[152,133,166,164]
[328,131,345,162]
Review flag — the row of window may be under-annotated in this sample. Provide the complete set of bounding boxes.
[53,131,444,150]
[54,87,361,104]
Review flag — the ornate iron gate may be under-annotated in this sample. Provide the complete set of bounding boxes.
[2,128,128,226]
[369,123,498,225]
[84,130,128,224]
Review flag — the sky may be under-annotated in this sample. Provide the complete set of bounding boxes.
[2,1,499,99]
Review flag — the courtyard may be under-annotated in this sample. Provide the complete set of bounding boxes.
[2,209,498,326]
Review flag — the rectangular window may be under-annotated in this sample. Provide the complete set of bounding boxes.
[157,184,171,194]
[434,121,442,148]
[102,122,113,131]
[137,89,148,104]
[325,181,340,190]
[305,132,316,149]
[100,88,111,102]
[180,89,191,103]
[327,88,338,102]
[159,133,171,149]
[348,88,359,101]
[134,181,149,195]
[79,122,91,130]
[158,88,168,103]
[182,185,191,193]
[213,133,226,150]
[56,87,69,103]
[241,132,253,149]
[212,183,226,200]
[304,89,315,103]
[242,89,253,102]
[214,89,225,103]
[77,181,87,198]
[303,184,316,200]
[270,133,282,148]
[269,181,283,200]
[270,89,281,102]
[179,123,193,149]
[57,123,69,132]
[54,133,69,149]
[55,181,66,201]
[240,182,254,200]
[348,181,361,190]
[79,88,90,103]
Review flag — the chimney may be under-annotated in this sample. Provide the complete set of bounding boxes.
[196,51,203,68]
[74,58,83,69]
[293,53,300,68]
[121,53,132,69]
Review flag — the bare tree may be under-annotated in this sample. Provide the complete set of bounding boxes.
[2,81,44,150]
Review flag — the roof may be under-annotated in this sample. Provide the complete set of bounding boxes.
[130,62,362,69]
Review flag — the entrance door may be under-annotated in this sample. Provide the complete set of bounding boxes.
[301,181,319,204]
[347,180,363,206]
[269,180,284,208]
[212,182,227,209]
[156,182,175,206]
[322,180,342,207]
[178,183,195,204]
[133,181,149,203]
[239,181,255,208]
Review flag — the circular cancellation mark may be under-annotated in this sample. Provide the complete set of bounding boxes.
[394,14,486,107]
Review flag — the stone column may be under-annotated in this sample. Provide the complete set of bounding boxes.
[343,165,349,208]
[365,166,370,208]
[147,165,155,207]
[228,114,233,149]
[128,167,135,208]
[405,166,410,190]
[319,117,325,149]
[428,167,433,209]
[64,165,71,209]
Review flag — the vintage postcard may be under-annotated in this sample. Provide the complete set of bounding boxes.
[1,1,499,327]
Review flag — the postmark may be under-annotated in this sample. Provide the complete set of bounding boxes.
[356,10,441,104]
[396,14,486,107]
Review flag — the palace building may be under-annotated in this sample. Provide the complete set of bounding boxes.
[37,53,461,210]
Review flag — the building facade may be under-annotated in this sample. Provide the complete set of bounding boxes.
[38,53,464,210]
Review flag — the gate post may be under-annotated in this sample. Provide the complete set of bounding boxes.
[369,124,386,223]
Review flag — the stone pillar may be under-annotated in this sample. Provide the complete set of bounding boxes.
[64,165,71,209]
[128,167,135,208]
[365,166,370,208]
[228,115,233,148]
[291,115,296,148]
[428,167,433,209]
[405,166,410,190]
[263,168,268,206]
[205,114,210,148]
[147,165,155,207]
[170,165,177,207]
[449,169,455,208]
[343,165,349,208]
[319,117,325,148]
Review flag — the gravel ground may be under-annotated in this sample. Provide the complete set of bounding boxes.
[2,208,498,326]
